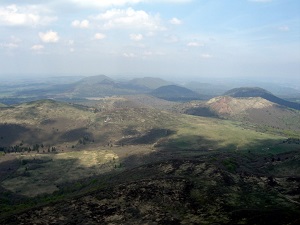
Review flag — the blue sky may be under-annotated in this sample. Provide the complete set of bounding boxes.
[0,0,299,80]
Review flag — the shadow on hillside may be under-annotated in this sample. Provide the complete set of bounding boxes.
[117,128,176,145]
[0,124,30,146]
[61,128,94,142]
[0,133,298,198]
[184,106,220,118]
[0,134,299,225]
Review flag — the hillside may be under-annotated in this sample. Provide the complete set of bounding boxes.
[0,98,299,224]
[128,77,173,90]
[64,75,175,98]
[181,96,300,137]
[0,98,178,148]
[150,85,203,102]
[225,87,300,110]
[76,75,114,84]
[0,98,290,195]
[65,75,136,97]
[3,157,300,225]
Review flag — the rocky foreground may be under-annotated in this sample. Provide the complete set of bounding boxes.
[2,159,300,225]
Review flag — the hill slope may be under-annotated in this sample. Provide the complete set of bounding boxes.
[0,98,299,224]
[181,96,300,137]
[150,85,203,102]
[128,77,173,90]
[225,87,300,110]
[65,75,144,97]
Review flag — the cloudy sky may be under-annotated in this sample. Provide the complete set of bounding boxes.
[0,0,299,79]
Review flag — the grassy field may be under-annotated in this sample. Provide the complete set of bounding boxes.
[2,149,119,197]
[158,114,283,152]
[0,118,284,199]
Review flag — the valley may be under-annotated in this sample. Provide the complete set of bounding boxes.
[0,76,299,224]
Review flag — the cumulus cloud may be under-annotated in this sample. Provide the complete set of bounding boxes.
[130,33,143,41]
[169,17,182,25]
[39,30,59,43]
[31,45,44,51]
[92,8,164,30]
[0,4,56,26]
[94,33,106,40]
[187,42,203,47]
[71,20,90,28]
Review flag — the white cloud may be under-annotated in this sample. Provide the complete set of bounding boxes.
[187,42,203,47]
[94,33,106,40]
[31,45,44,51]
[92,8,164,31]
[39,30,59,43]
[68,40,74,45]
[123,52,136,58]
[71,20,90,28]
[69,0,192,8]
[0,42,18,49]
[0,36,21,49]
[0,4,56,26]
[169,17,182,25]
[143,51,165,57]
[130,33,143,41]
[201,54,213,58]
[70,0,141,8]
[278,26,289,31]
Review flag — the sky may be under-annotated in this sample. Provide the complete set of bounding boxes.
[0,0,299,80]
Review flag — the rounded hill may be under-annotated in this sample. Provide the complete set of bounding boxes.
[225,87,272,97]
[225,87,300,110]
[150,85,202,102]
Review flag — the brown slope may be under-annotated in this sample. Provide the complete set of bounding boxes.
[225,87,300,110]
[0,98,177,148]
[183,96,300,134]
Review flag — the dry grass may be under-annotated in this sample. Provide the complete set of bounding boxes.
[0,98,292,198]
[2,149,119,197]
[161,114,282,151]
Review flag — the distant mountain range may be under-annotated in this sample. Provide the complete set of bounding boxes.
[63,75,174,97]
[61,76,206,102]
[129,77,173,90]
[2,75,300,107]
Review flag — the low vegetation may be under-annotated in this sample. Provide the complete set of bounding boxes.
[0,92,299,224]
